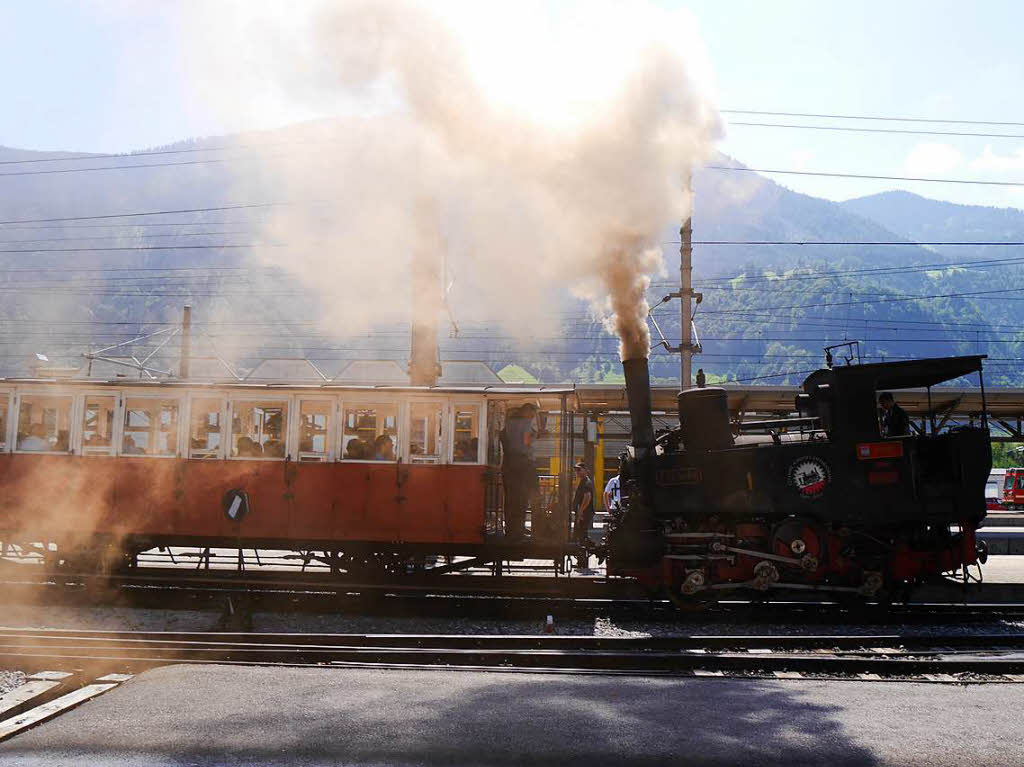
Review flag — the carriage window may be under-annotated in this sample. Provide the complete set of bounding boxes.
[0,397,8,450]
[409,402,443,463]
[189,398,223,458]
[298,400,331,461]
[342,404,397,461]
[82,396,116,455]
[231,401,288,458]
[16,394,72,452]
[123,398,179,456]
[452,404,481,463]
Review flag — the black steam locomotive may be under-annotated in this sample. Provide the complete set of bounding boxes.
[606,355,991,603]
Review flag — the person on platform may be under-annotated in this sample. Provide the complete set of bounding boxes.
[572,462,595,569]
[500,403,539,541]
[879,392,910,437]
[603,473,621,514]
[695,368,706,388]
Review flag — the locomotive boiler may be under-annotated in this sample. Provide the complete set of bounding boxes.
[605,354,992,604]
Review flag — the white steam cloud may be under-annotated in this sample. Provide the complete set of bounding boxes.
[187,0,721,361]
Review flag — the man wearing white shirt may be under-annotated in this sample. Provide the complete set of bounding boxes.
[604,473,621,512]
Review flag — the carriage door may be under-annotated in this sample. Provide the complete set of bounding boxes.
[402,400,446,541]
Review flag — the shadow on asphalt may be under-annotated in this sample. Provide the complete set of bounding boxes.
[0,665,879,767]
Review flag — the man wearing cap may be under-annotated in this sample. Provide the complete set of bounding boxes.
[572,462,595,565]
[500,403,539,541]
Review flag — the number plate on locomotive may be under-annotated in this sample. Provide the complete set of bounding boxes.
[656,467,702,486]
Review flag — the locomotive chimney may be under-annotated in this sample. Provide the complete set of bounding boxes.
[622,357,655,453]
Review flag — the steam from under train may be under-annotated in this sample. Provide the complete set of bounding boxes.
[187,0,721,353]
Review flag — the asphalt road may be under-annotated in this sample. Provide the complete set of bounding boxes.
[0,665,1019,766]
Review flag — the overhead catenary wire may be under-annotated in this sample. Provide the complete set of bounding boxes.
[706,165,1024,187]
[0,139,311,167]
[720,109,1024,127]
[727,121,1024,140]
[0,203,285,227]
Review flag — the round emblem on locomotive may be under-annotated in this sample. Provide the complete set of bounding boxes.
[787,456,831,499]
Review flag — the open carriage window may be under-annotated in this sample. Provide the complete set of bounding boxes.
[189,398,223,458]
[123,398,179,456]
[298,400,331,461]
[231,401,288,458]
[0,396,8,451]
[452,404,481,463]
[342,404,397,461]
[16,394,72,453]
[82,395,116,455]
[409,402,443,463]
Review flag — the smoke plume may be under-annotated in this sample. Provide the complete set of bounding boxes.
[187,0,721,361]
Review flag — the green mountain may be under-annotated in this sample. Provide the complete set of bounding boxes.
[0,141,1020,384]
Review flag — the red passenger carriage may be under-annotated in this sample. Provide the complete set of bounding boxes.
[0,378,575,573]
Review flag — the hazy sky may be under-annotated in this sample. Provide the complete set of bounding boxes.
[3,0,1023,207]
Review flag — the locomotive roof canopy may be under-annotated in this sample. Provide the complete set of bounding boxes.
[811,355,986,391]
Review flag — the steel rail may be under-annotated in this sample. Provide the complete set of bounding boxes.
[3,573,1024,626]
[1,630,1023,679]
[3,628,1024,650]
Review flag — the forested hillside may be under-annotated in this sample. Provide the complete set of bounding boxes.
[1,136,1020,385]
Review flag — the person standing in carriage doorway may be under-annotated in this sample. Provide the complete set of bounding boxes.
[879,392,910,437]
[500,403,539,541]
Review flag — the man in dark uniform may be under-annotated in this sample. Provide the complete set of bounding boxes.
[572,462,595,568]
[879,392,910,437]
[500,403,538,540]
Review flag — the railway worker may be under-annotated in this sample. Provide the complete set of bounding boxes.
[500,403,539,541]
[879,392,910,437]
[572,462,595,566]
[603,473,621,513]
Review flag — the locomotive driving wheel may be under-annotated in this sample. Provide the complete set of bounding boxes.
[771,518,826,580]
[664,568,720,611]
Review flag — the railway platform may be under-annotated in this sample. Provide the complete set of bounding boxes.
[977,526,1024,555]
[0,664,1022,766]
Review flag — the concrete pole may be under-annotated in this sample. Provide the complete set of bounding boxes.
[180,304,192,379]
[408,200,443,387]
[679,177,694,389]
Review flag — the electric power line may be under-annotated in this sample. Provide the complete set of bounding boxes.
[728,120,1024,140]
[721,109,1024,127]
[706,165,1024,187]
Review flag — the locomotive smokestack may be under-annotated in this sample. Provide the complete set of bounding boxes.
[622,357,655,452]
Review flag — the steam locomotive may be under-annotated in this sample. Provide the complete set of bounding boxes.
[605,354,991,604]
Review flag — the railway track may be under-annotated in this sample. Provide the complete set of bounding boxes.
[1,629,1024,682]
[3,568,1024,625]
